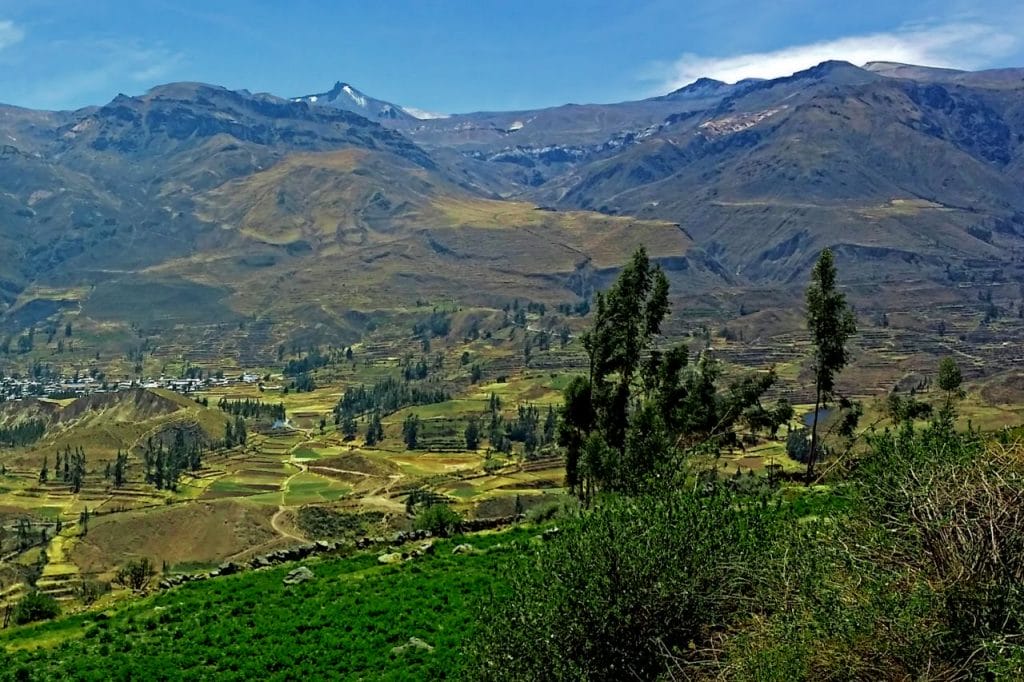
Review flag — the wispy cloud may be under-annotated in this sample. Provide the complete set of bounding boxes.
[16,39,185,109]
[653,22,1020,92]
[0,19,23,50]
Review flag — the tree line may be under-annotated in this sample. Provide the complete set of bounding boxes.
[217,398,285,422]
[0,419,46,447]
[334,376,449,423]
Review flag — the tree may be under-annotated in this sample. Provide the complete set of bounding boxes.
[770,398,795,438]
[38,456,48,484]
[559,248,774,500]
[234,415,247,446]
[413,504,461,537]
[114,558,156,591]
[403,413,420,450]
[465,416,481,450]
[341,415,358,441]
[113,450,128,488]
[12,591,60,625]
[804,248,857,482]
[936,357,964,427]
[365,411,384,446]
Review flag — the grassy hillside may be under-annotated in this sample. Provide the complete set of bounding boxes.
[0,526,534,681]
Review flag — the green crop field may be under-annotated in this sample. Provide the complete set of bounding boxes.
[0,527,537,681]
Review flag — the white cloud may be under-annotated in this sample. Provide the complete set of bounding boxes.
[656,22,1020,92]
[0,19,24,51]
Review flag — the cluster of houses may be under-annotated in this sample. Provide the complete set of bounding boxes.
[0,372,266,402]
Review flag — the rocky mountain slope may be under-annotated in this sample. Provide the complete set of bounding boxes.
[1,60,1023,352]
[0,82,709,348]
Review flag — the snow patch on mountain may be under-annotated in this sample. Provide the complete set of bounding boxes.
[402,106,450,120]
[342,85,367,108]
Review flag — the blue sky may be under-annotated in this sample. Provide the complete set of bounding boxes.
[0,0,1022,113]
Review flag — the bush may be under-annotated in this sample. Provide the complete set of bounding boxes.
[75,580,111,605]
[13,591,60,625]
[114,558,156,591]
[524,498,577,524]
[413,504,461,537]
[465,488,796,680]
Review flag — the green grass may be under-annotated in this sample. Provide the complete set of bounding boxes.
[0,527,540,681]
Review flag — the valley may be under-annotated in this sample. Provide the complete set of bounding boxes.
[2,49,1024,679]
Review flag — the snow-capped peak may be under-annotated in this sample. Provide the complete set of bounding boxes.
[342,84,367,108]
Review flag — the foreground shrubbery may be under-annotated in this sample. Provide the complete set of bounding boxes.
[466,423,1024,680]
[12,592,60,626]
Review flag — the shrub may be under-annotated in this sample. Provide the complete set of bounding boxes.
[465,488,796,680]
[13,591,60,625]
[75,580,110,605]
[413,504,461,537]
[114,558,156,591]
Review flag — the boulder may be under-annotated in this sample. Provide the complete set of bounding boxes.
[391,637,434,655]
[452,544,474,555]
[218,561,240,576]
[282,566,315,585]
[378,552,405,565]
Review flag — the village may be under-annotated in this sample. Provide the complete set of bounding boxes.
[0,371,266,403]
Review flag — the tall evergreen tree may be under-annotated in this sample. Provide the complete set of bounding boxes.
[804,248,857,482]
[560,248,774,501]
[403,413,420,450]
[465,416,481,450]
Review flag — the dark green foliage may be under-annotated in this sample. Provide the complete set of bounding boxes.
[291,372,316,392]
[560,248,773,499]
[413,504,462,537]
[413,311,451,339]
[785,428,811,462]
[466,488,796,680]
[217,398,286,422]
[403,413,420,449]
[403,358,430,381]
[464,416,481,450]
[335,376,448,422]
[340,415,358,441]
[0,419,45,447]
[805,248,857,479]
[141,432,203,491]
[54,445,87,493]
[471,424,1024,680]
[364,411,384,445]
[886,393,933,424]
[282,348,332,376]
[12,592,60,625]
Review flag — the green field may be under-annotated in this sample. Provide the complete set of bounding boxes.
[0,527,536,681]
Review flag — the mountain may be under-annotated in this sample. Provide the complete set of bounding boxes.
[426,61,1024,290]
[292,81,444,123]
[0,83,712,358]
[2,61,1024,361]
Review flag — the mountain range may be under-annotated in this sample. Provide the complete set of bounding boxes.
[2,60,1023,356]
